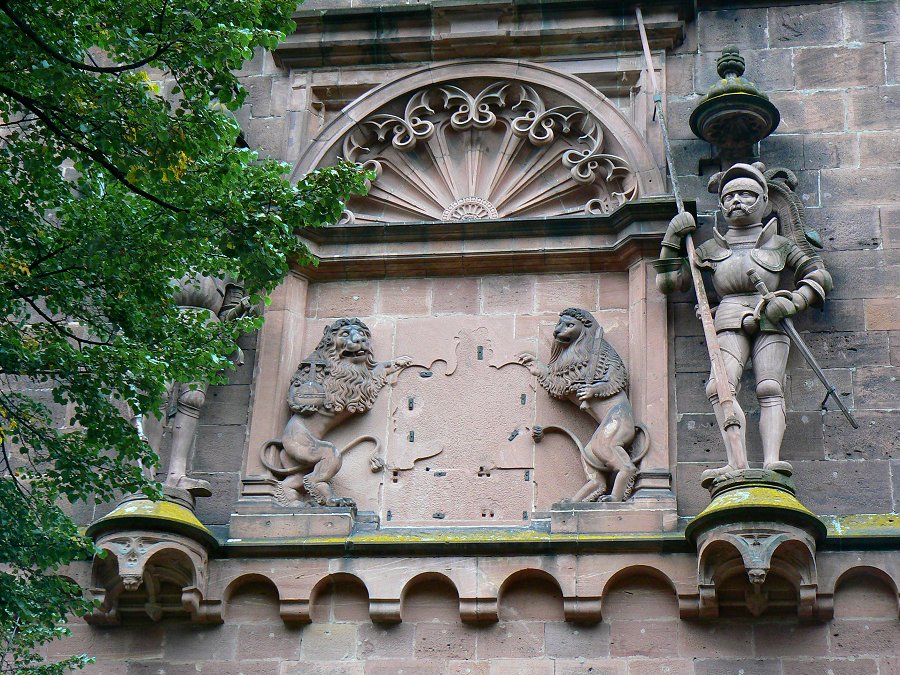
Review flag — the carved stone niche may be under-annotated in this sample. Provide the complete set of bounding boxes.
[683,471,830,621]
[85,494,221,625]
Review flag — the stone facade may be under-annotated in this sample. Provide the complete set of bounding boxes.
[60,0,898,673]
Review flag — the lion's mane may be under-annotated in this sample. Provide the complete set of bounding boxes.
[295,318,386,415]
[538,308,627,400]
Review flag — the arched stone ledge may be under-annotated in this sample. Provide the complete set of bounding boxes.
[70,547,900,626]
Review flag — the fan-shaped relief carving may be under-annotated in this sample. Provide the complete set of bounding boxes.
[338,80,638,224]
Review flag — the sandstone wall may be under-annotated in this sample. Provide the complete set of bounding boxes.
[56,570,900,673]
[58,0,900,672]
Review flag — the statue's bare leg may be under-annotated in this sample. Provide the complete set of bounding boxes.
[705,331,750,474]
[304,444,354,507]
[572,467,607,502]
[753,333,791,474]
[164,382,212,496]
[583,407,636,502]
[604,446,638,502]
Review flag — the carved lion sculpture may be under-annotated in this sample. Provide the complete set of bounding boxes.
[260,318,410,507]
[517,308,649,502]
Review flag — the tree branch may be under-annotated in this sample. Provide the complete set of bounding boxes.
[0,1,172,74]
[0,83,186,212]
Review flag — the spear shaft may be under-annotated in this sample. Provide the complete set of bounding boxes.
[635,10,744,445]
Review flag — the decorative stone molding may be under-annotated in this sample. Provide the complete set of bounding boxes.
[87,531,218,625]
[683,470,831,620]
[294,61,664,220]
[84,492,220,625]
[337,80,638,223]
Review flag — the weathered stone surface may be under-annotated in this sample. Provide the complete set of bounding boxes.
[200,384,251,427]
[829,619,900,656]
[414,623,477,659]
[865,298,900,331]
[804,134,860,171]
[827,251,900,299]
[666,54,695,96]
[852,366,899,409]
[475,622,544,659]
[378,278,432,316]
[760,134,804,169]
[848,86,900,132]
[482,276,534,314]
[697,7,768,50]
[786,331,891,370]
[358,623,415,660]
[794,44,886,90]
[677,622,753,658]
[752,622,830,657]
[315,281,377,318]
[781,658,880,675]
[793,459,894,513]
[693,660,782,675]
[802,208,881,252]
[433,277,480,315]
[164,625,237,662]
[768,4,843,46]
[300,624,359,661]
[770,91,845,134]
[236,623,302,660]
[194,425,247,472]
[609,619,678,657]
[543,621,610,658]
[860,130,900,167]
[193,471,240,525]
[788,368,852,412]
[842,0,900,42]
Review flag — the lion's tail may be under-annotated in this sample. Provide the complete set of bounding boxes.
[339,435,385,473]
[628,423,651,466]
[259,439,304,478]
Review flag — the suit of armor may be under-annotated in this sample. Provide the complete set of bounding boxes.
[164,275,251,496]
[654,164,831,481]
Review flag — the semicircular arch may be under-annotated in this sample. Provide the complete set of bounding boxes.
[294,59,663,223]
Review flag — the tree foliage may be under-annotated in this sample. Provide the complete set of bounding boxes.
[0,1,367,671]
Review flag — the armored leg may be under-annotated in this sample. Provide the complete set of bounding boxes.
[753,333,791,473]
[164,382,211,497]
[705,331,751,472]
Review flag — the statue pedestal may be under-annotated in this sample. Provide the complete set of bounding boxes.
[548,495,678,534]
[683,469,829,620]
[229,501,358,539]
[84,487,219,625]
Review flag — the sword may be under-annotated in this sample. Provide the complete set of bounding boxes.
[747,270,858,429]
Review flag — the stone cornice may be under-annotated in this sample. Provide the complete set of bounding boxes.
[275,1,691,68]
[295,197,686,280]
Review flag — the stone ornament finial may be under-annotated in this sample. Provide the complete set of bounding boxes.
[517,308,649,502]
[260,318,411,507]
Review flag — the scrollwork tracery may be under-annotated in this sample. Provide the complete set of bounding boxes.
[339,80,638,223]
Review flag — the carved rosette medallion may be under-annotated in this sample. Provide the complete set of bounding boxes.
[339,80,638,224]
[442,197,499,221]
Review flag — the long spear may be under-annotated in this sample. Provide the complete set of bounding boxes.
[635,9,745,469]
